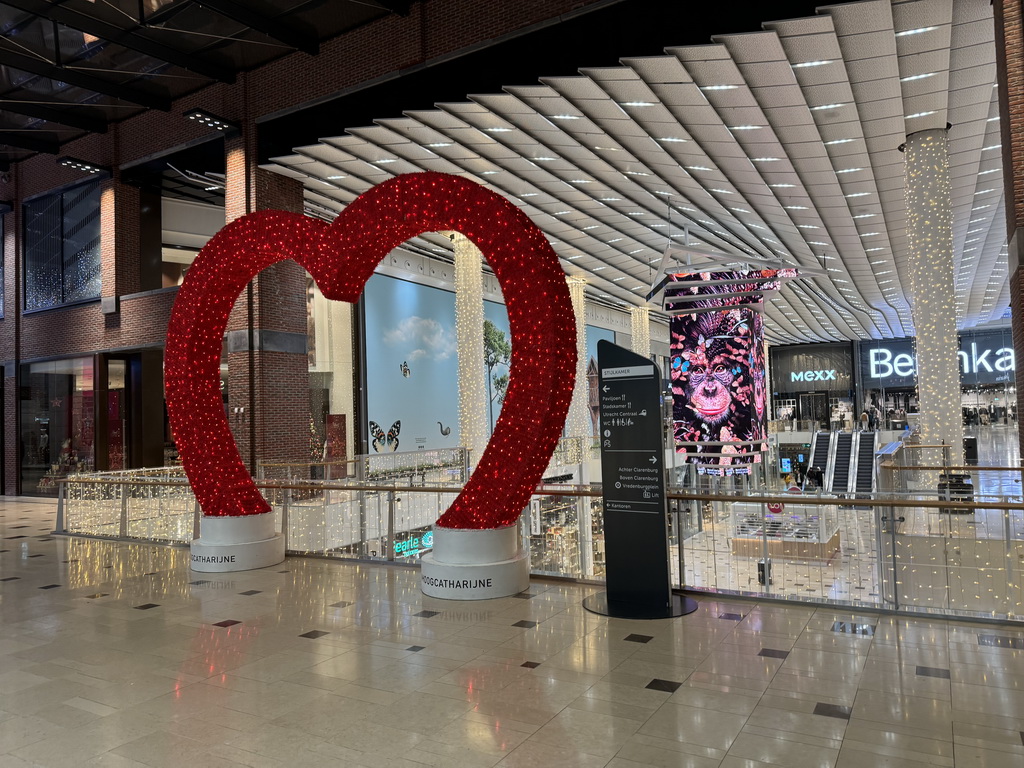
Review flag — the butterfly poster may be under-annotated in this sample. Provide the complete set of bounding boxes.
[368,420,401,452]
[362,275,462,453]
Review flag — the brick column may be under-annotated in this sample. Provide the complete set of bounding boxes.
[2,208,16,494]
[224,132,310,474]
[100,175,142,305]
[995,0,1024,457]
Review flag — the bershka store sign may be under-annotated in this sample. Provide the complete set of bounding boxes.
[861,330,1016,388]
[770,343,853,393]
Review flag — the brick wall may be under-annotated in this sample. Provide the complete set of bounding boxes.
[995,0,1024,457]
[223,163,309,472]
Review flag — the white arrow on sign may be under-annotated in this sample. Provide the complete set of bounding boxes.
[602,385,610,393]
[648,455,657,464]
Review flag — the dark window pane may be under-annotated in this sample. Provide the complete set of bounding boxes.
[23,181,101,310]
[24,194,63,310]
[63,184,102,303]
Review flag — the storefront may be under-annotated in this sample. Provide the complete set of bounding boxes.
[858,338,918,429]
[858,329,1016,428]
[19,351,166,496]
[770,343,855,429]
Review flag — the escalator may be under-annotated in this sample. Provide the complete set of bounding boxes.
[806,432,831,489]
[828,432,853,493]
[854,431,876,496]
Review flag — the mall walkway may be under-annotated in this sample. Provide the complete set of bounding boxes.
[2,497,1024,767]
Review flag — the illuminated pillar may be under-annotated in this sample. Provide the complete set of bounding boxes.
[631,306,651,358]
[902,128,964,467]
[453,234,489,467]
[566,276,590,462]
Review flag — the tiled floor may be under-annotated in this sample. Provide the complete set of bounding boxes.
[3,498,1024,766]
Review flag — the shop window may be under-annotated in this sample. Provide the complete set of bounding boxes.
[161,197,224,288]
[20,357,95,496]
[23,182,101,311]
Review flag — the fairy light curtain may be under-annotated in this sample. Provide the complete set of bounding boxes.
[565,276,590,462]
[631,306,651,359]
[453,233,488,466]
[902,127,965,466]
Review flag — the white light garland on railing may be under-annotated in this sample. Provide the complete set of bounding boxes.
[453,234,488,466]
[566,276,590,462]
[631,306,651,358]
[903,127,964,467]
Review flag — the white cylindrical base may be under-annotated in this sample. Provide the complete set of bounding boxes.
[420,525,529,599]
[191,512,285,572]
[431,524,519,563]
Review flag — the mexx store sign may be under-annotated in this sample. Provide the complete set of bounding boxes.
[790,369,837,382]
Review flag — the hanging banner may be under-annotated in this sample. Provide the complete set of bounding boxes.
[667,270,794,475]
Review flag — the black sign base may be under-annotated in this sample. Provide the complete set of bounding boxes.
[582,591,698,620]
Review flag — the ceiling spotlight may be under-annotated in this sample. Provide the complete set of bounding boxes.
[895,26,938,37]
[183,108,240,133]
[57,156,109,175]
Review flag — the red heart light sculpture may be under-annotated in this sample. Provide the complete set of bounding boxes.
[166,172,576,529]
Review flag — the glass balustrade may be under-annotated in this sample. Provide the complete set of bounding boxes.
[56,443,1024,623]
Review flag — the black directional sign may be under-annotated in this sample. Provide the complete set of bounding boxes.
[584,341,694,619]
[597,341,666,521]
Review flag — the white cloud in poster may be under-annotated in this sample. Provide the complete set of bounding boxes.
[383,316,457,361]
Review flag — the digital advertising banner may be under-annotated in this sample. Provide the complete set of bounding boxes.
[667,271,791,475]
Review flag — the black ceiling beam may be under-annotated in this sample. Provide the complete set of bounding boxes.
[1,0,235,83]
[0,130,59,153]
[0,47,170,110]
[194,0,319,55]
[0,98,107,133]
[372,0,412,16]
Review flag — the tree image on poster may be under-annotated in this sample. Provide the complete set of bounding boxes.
[668,271,789,474]
[484,318,510,430]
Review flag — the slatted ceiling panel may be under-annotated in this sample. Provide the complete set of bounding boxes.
[265,0,1004,340]
[900,47,953,77]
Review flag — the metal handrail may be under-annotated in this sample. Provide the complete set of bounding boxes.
[56,476,1024,511]
[892,464,1024,473]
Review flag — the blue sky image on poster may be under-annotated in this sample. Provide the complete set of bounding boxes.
[364,274,614,452]
[364,274,511,453]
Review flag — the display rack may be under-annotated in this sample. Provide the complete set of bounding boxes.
[728,500,840,561]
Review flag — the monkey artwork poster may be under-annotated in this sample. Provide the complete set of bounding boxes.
[667,270,790,475]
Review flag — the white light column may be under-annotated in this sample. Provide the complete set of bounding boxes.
[566,276,592,575]
[454,234,488,467]
[631,306,651,358]
[566,276,590,463]
[903,127,964,467]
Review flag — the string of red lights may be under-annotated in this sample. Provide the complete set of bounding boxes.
[165,172,577,529]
